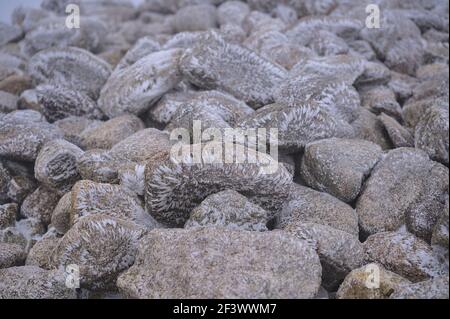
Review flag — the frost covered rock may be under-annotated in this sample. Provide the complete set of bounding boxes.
[0,91,18,113]
[0,266,77,299]
[180,31,287,108]
[284,221,364,291]
[0,163,12,205]
[21,186,61,226]
[277,184,359,237]
[51,214,147,291]
[145,143,293,227]
[51,192,72,235]
[379,113,414,148]
[28,47,112,100]
[336,263,411,299]
[415,106,449,165]
[364,231,446,282]
[0,203,17,229]
[217,1,250,27]
[117,227,322,298]
[25,237,60,270]
[185,190,270,231]
[54,116,102,147]
[356,148,448,241]
[0,22,22,46]
[173,4,217,32]
[35,139,84,192]
[76,150,120,183]
[99,49,183,118]
[390,276,449,299]
[300,138,382,203]
[360,86,403,121]
[0,243,25,269]
[432,197,449,249]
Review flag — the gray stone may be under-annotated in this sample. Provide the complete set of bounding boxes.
[390,276,449,299]
[0,243,25,268]
[0,203,18,230]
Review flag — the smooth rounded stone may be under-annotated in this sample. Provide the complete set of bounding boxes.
[25,237,60,270]
[145,143,293,227]
[165,90,254,134]
[336,263,411,299]
[21,186,61,226]
[0,118,63,162]
[0,203,18,230]
[70,180,158,229]
[364,230,446,283]
[0,266,77,299]
[34,139,84,192]
[1,109,46,123]
[173,4,217,32]
[114,36,161,72]
[98,49,183,118]
[415,106,449,165]
[355,61,391,88]
[7,174,38,204]
[27,47,112,100]
[390,276,449,299]
[76,149,120,183]
[32,85,104,123]
[379,113,414,148]
[146,90,198,127]
[300,138,383,203]
[0,162,11,204]
[0,91,18,113]
[402,96,448,129]
[0,22,23,46]
[51,192,72,235]
[0,217,45,249]
[54,116,103,147]
[217,1,250,26]
[0,74,32,95]
[277,184,359,237]
[360,86,403,121]
[238,102,355,154]
[180,31,287,109]
[432,197,449,249]
[286,16,363,46]
[11,6,53,32]
[79,115,144,150]
[22,17,107,57]
[109,128,172,164]
[185,190,270,231]
[356,148,449,241]
[117,227,322,298]
[51,214,147,291]
[284,221,365,291]
[0,243,25,268]
[309,30,349,56]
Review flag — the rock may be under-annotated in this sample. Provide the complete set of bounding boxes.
[239,102,355,153]
[432,197,449,249]
[415,106,449,165]
[54,116,102,147]
[356,148,448,241]
[185,190,270,231]
[403,96,448,129]
[217,1,250,27]
[277,184,359,237]
[114,36,161,72]
[0,266,77,299]
[7,175,38,204]
[390,276,449,299]
[25,237,60,270]
[70,180,158,229]
[145,143,293,227]
[0,22,23,46]
[51,214,146,291]
[28,47,112,100]
[379,113,414,148]
[21,186,61,226]
[0,74,32,95]
[0,218,45,252]
[0,203,18,229]
[0,162,11,204]
[51,192,72,235]
[117,227,322,298]
[336,263,411,299]
[0,91,18,113]
[35,139,84,192]
[284,221,364,291]
[360,86,403,121]
[173,5,217,32]
[32,85,104,123]
[79,115,144,150]
[76,149,119,183]
[180,31,287,109]
[364,230,445,282]
[98,49,183,118]
[0,116,63,162]
[300,138,382,203]
[0,243,25,268]
[309,30,349,56]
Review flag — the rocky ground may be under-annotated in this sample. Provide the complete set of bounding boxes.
[0,0,449,299]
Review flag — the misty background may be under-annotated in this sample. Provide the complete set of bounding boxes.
[0,0,144,23]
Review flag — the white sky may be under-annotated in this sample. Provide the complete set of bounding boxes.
[0,0,144,23]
